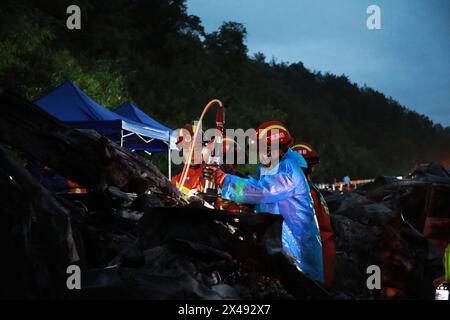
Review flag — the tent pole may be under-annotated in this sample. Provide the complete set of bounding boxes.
[168,146,172,180]
[120,130,124,147]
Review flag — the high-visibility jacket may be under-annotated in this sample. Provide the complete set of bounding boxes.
[221,149,324,283]
[171,166,206,196]
[308,179,335,286]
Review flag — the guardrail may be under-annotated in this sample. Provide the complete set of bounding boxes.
[317,179,374,191]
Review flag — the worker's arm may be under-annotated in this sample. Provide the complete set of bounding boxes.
[221,161,305,204]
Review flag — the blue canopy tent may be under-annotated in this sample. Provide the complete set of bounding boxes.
[34,81,174,178]
[114,101,176,179]
[115,101,171,133]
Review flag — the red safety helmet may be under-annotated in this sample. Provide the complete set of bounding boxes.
[254,121,293,149]
[177,123,204,165]
[291,142,320,166]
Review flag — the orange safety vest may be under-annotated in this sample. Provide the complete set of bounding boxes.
[171,166,206,195]
[309,180,335,286]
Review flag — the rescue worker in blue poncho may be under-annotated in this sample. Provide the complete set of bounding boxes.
[203,121,324,283]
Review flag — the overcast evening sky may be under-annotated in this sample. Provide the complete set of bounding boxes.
[187,0,450,126]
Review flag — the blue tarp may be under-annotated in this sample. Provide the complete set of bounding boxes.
[34,81,171,152]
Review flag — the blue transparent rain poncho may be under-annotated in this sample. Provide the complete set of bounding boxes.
[221,149,324,282]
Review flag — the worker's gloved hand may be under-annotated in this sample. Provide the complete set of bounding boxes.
[202,165,227,188]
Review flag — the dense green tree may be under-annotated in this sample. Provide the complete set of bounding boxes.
[0,0,449,181]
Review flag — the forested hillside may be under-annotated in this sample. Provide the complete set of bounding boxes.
[1,0,449,182]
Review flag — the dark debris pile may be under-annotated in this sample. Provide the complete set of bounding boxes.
[326,163,450,299]
[1,89,448,300]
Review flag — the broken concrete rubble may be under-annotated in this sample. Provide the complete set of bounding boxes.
[327,164,450,299]
[0,89,330,300]
[0,89,448,300]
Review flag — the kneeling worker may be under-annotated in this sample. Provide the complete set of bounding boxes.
[171,124,205,196]
[203,121,324,283]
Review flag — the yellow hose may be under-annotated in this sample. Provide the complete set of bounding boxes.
[177,99,224,194]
